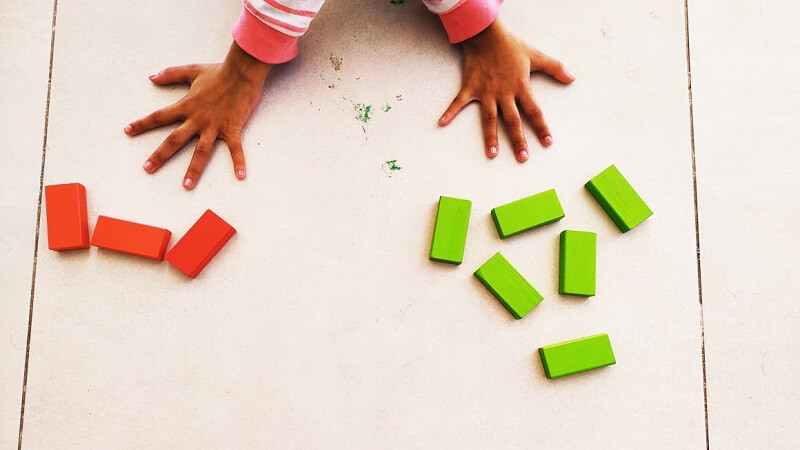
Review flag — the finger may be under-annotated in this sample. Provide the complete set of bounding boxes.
[439,89,474,126]
[530,50,575,84]
[142,124,196,174]
[125,103,184,136]
[182,132,216,190]
[148,64,202,85]
[480,98,499,159]
[499,98,529,162]
[518,92,553,147]
[222,130,247,180]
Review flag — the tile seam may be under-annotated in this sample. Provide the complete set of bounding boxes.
[18,1,59,448]
[683,0,710,448]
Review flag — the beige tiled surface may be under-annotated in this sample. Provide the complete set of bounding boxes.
[11,0,712,448]
[0,1,53,448]
[689,2,800,448]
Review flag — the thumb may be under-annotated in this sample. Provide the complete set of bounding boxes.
[149,64,202,85]
[532,51,575,84]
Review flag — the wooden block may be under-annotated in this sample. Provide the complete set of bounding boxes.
[44,183,89,251]
[491,189,565,238]
[429,196,472,264]
[538,333,616,379]
[165,210,236,279]
[559,230,597,296]
[474,252,543,319]
[585,165,653,232]
[91,216,171,261]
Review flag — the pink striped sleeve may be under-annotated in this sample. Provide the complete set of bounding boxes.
[423,0,503,43]
[232,0,325,64]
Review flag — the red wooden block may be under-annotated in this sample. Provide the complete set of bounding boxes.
[44,183,90,251]
[165,209,236,278]
[90,216,171,261]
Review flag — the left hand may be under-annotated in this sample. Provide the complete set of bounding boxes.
[438,20,575,162]
[125,42,271,189]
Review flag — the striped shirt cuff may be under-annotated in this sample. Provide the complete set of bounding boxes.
[438,0,503,44]
[232,8,299,64]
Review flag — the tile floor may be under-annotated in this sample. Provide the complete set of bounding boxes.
[0,0,797,448]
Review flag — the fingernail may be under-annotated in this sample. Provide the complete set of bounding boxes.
[149,72,159,79]
[518,150,529,162]
[544,136,554,146]
[124,125,133,135]
[487,146,498,158]
[143,161,154,172]
[183,178,193,189]
[237,169,246,179]
[439,114,448,124]
[566,70,575,80]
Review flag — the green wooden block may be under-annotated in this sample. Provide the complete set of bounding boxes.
[559,230,597,296]
[429,196,472,264]
[538,333,616,379]
[491,189,565,238]
[474,252,543,319]
[585,165,653,232]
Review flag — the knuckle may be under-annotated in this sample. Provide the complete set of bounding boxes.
[185,168,201,179]
[482,111,497,123]
[165,132,183,146]
[194,144,209,157]
[527,105,543,118]
[224,126,242,139]
[149,110,164,123]
[506,115,522,127]
[464,75,479,89]
[149,153,164,165]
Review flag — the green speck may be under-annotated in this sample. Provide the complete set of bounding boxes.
[384,159,402,171]
[390,0,405,4]
[383,104,392,112]
[354,103,373,123]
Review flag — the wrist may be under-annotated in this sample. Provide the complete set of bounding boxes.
[461,20,504,52]
[223,41,272,86]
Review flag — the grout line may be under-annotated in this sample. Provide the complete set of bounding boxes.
[18,0,59,449]
[683,0,709,449]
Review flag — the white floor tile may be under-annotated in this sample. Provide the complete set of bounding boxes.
[21,0,705,448]
[690,2,800,448]
[0,1,54,447]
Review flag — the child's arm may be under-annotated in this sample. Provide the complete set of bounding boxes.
[430,3,574,162]
[126,1,324,189]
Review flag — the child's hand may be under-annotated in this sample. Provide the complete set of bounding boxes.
[438,20,575,162]
[125,42,271,189]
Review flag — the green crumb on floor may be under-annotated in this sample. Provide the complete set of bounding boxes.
[354,103,373,123]
[384,160,402,171]
[390,0,405,4]
[383,104,392,112]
